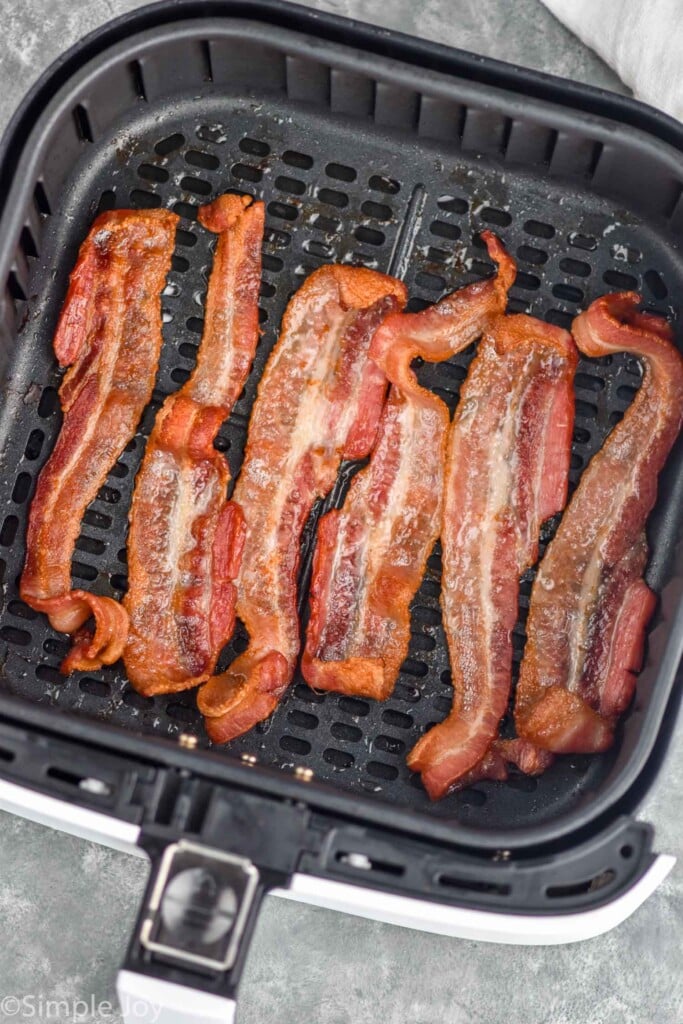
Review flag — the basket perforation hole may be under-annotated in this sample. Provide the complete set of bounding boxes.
[559,257,591,278]
[83,507,113,532]
[155,133,185,156]
[109,461,129,479]
[185,150,220,171]
[73,104,94,143]
[111,573,128,592]
[280,735,311,755]
[79,677,110,698]
[75,536,106,556]
[8,272,27,302]
[97,190,116,214]
[34,181,52,217]
[44,637,69,657]
[644,269,667,299]
[96,485,121,504]
[374,734,406,756]
[469,259,494,279]
[171,254,190,273]
[264,228,291,249]
[514,271,540,292]
[325,162,356,182]
[406,297,430,313]
[287,710,318,730]
[122,685,154,710]
[2,515,20,546]
[239,137,270,157]
[20,225,39,260]
[428,244,448,264]
[575,399,598,419]
[552,283,584,304]
[381,709,413,729]
[268,201,299,222]
[338,696,370,717]
[304,239,335,260]
[437,194,467,214]
[370,175,400,195]
[362,201,392,222]
[7,600,37,621]
[310,213,340,234]
[262,254,284,273]
[35,664,63,684]
[12,473,31,504]
[574,373,604,393]
[294,682,325,705]
[317,188,348,209]
[617,384,639,403]
[603,269,638,290]
[516,245,547,265]
[186,317,203,335]
[173,201,199,221]
[410,632,436,652]
[524,219,555,239]
[330,722,362,743]
[480,206,512,227]
[275,175,306,196]
[355,226,385,247]
[165,701,197,724]
[546,309,573,329]
[72,561,98,583]
[130,189,161,209]
[400,657,428,678]
[24,428,45,460]
[282,150,313,169]
[366,761,398,781]
[568,232,597,251]
[171,368,190,385]
[138,163,169,184]
[0,625,30,646]
[610,243,641,265]
[620,844,634,859]
[38,387,58,418]
[323,748,354,769]
[430,220,460,241]
[176,229,197,248]
[180,175,213,195]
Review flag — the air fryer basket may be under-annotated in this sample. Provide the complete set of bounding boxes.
[0,2,682,858]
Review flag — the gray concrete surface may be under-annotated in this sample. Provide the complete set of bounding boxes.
[0,2,680,1023]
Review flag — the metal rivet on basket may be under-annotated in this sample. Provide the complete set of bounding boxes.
[294,766,314,782]
[178,733,198,750]
[241,753,258,766]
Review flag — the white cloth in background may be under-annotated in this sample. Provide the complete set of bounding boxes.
[540,0,683,121]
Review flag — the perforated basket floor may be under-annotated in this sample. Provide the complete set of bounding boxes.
[1,75,682,831]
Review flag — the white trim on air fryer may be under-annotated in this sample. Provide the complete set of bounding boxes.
[0,778,144,856]
[117,971,236,1024]
[272,858,676,945]
[0,780,674,944]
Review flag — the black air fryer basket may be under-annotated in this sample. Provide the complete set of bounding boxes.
[0,3,682,1018]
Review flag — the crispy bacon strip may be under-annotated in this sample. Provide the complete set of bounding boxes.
[408,313,577,800]
[20,209,178,672]
[123,195,263,695]
[516,293,683,753]
[197,266,408,742]
[301,233,516,700]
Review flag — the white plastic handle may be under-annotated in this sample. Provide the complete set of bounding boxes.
[0,777,674,947]
[271,857,675,945]
[117,972,235,1024]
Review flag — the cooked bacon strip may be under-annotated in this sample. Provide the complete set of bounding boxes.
[302,233,516,700]
[123,195,263,695]
[516,292,683,753]
[197,266,408,742]
[408,313,577,800]
[20,209,178,671]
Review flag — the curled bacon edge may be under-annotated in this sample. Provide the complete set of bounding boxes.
[516,292,683,754]
[123,194,263,696]
[301,231,516,702]
[20,208,178,673]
